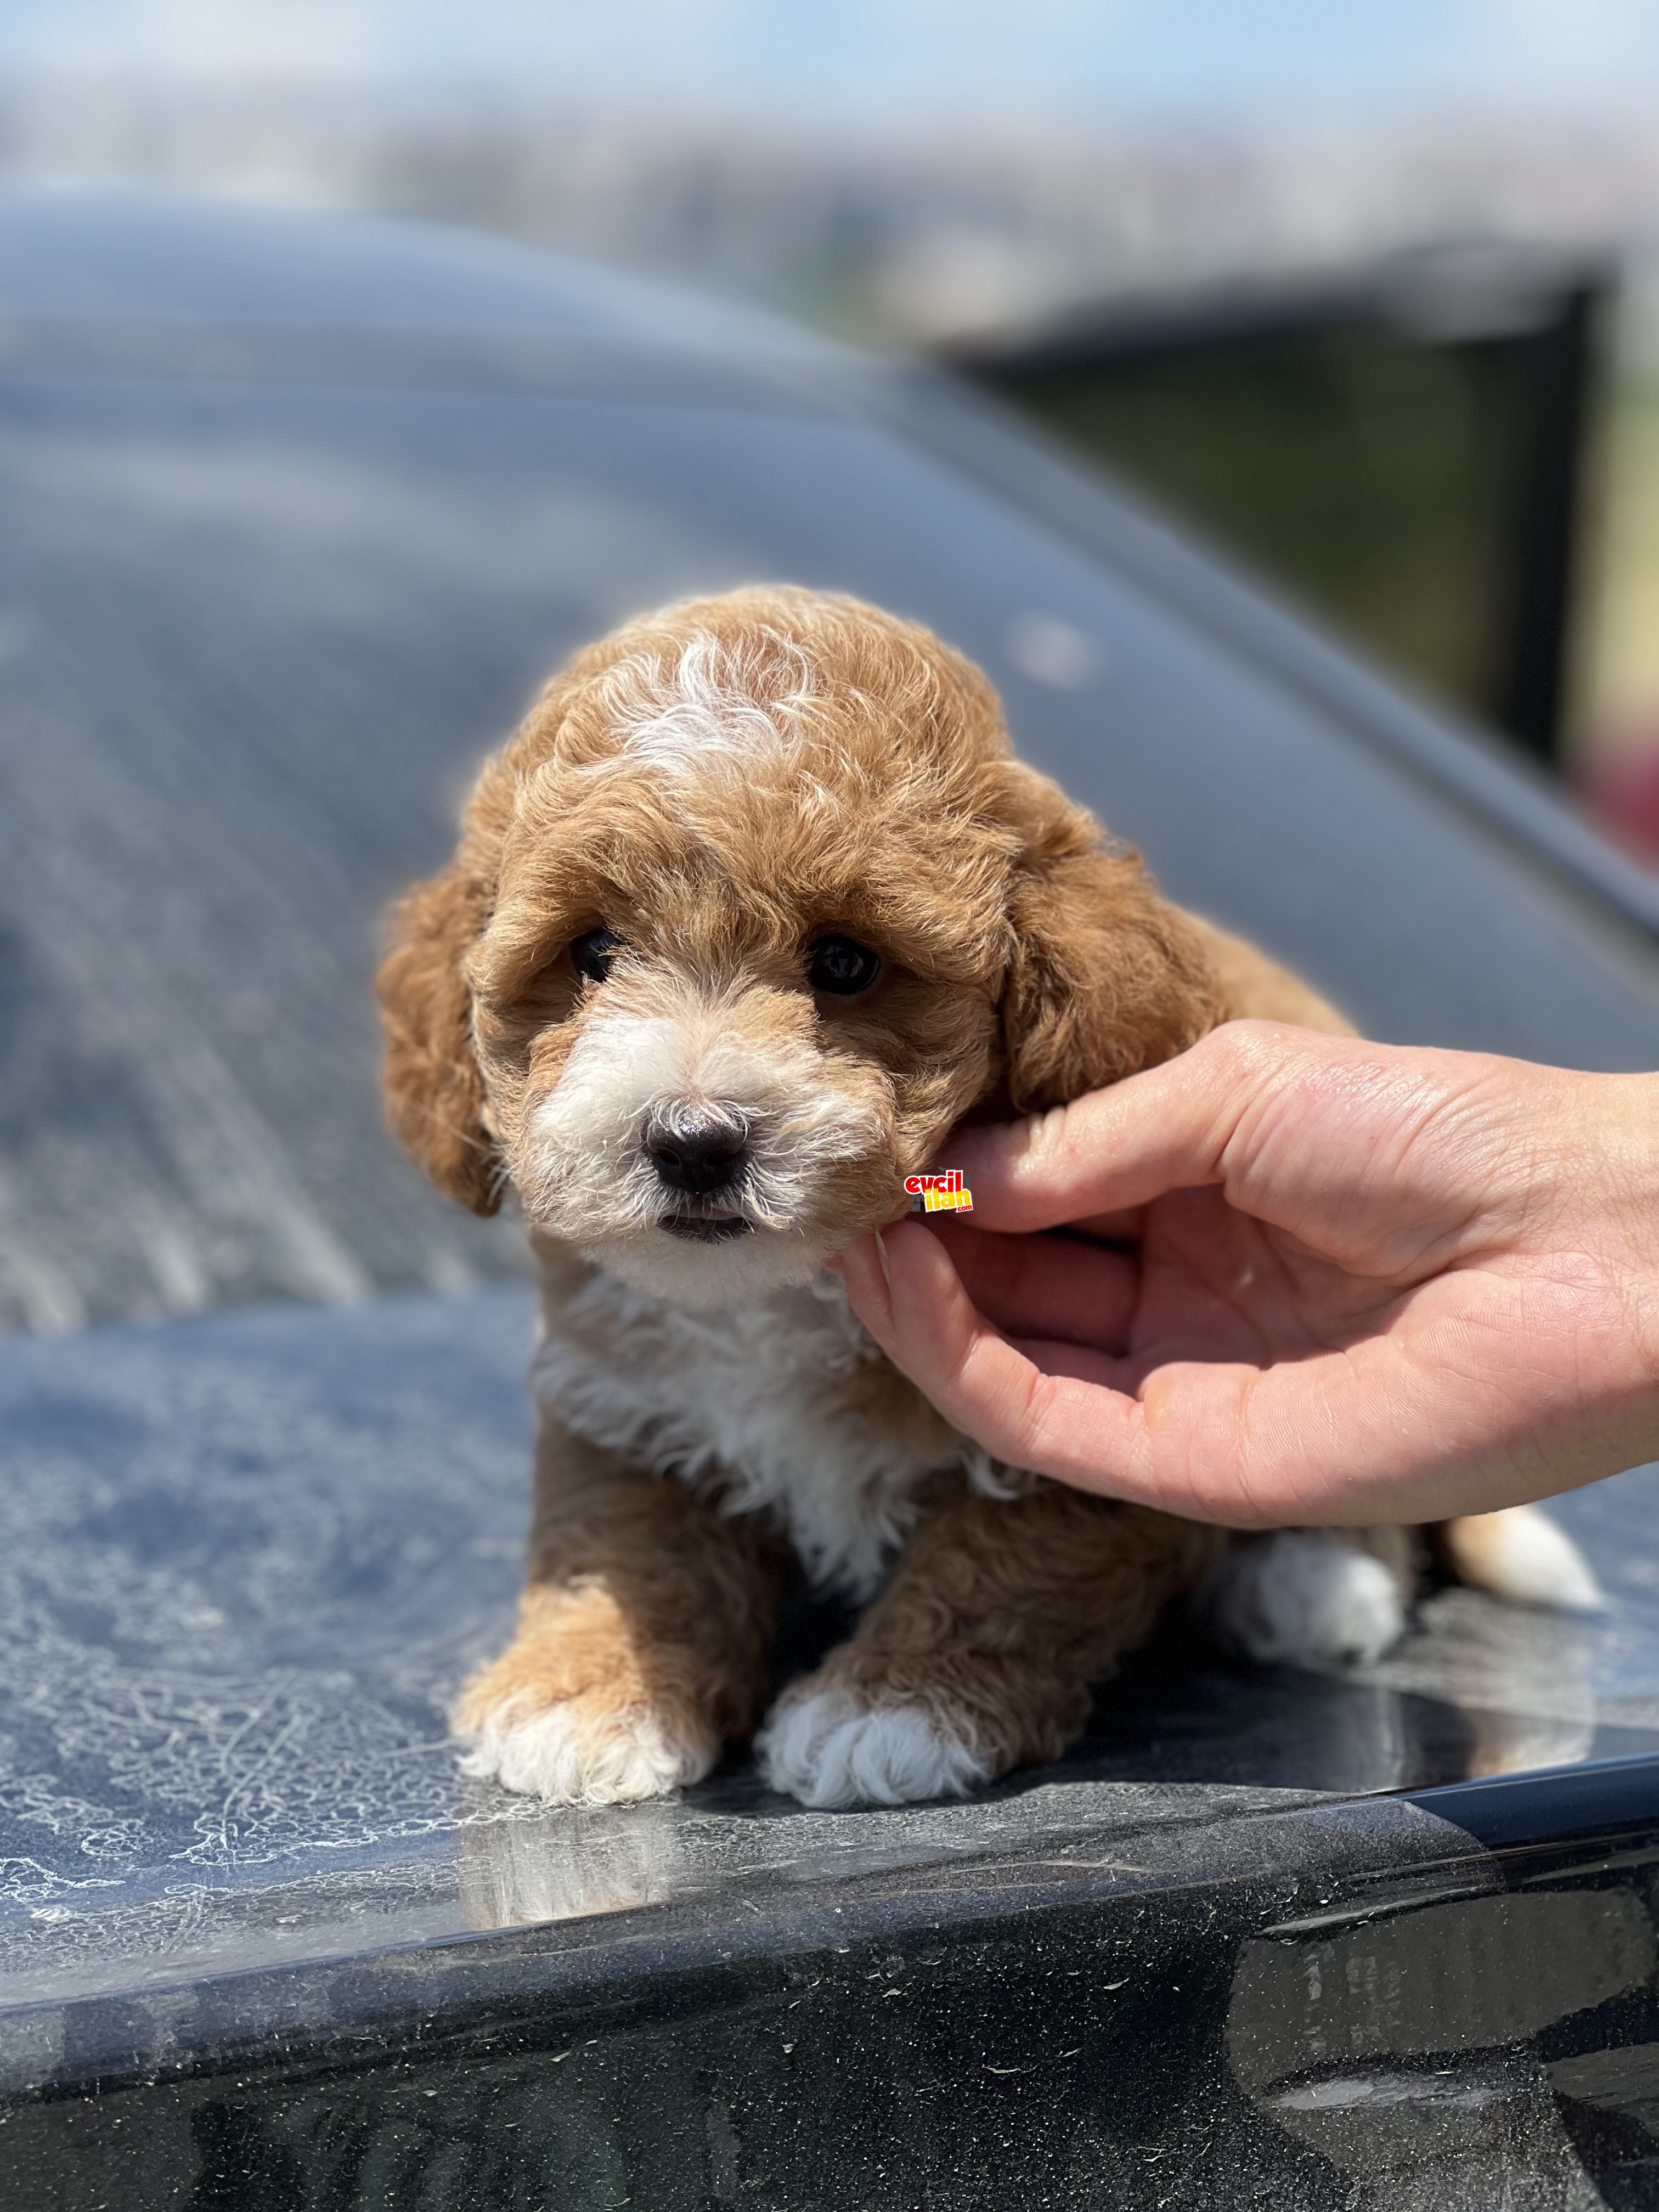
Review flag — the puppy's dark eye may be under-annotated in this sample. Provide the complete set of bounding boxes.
[571,928,622,984]
[807,935,881,996]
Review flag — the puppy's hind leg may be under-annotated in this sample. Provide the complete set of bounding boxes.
[1197,1508,1607,1677]
[456,1422,788,1805]
[1195,1528,1417,1671]
[756,1482,1223,1809]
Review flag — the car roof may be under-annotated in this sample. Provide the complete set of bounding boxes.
[0,188,833,362]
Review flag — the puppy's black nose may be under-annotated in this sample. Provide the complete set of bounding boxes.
[648,1119,747,1196]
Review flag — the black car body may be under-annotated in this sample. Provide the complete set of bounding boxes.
[3,194,1659,2211]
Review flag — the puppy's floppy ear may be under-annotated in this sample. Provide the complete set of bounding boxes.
[376,864,501,1216]
[1001,778,1224,1112]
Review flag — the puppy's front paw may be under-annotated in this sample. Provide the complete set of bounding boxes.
[456,1685,713,1805]
[755,1684,991,1809]
[453,1588,718,1805]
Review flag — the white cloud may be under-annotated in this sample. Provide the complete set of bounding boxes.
[1463,0,1659,104]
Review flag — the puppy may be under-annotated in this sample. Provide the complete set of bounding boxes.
[378,586,1602,1809]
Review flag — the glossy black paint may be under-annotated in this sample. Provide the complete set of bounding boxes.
[3,1293,1658,2208]
[7,1779,1659,2209]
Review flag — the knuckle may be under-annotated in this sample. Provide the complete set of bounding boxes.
[1201,1018,1294,1082]
[1022,1101,1074,1170]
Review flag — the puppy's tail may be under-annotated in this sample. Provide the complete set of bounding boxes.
[1438,1505,1606,1615]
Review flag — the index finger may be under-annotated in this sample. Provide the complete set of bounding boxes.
[834,1220,1158,1498]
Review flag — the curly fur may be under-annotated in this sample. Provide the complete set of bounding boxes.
[379,585,1600,1809]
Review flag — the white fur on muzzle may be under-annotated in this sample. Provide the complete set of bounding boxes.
[517,1003,882,1305]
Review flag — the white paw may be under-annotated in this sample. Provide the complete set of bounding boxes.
[457,1699,713,1806]
[754,1686,991,1808]
[1199,1531,1407,1670]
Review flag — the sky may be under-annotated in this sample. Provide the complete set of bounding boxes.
[2,0,1658,126]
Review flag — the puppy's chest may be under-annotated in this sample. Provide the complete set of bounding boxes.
[532,1272,984,1598]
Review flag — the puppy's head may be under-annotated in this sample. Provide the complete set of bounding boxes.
[378,588,1220,1306]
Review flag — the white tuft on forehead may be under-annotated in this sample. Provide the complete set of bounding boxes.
[600,629,815,778]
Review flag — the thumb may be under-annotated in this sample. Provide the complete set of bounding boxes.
[947,1020,1316,1233]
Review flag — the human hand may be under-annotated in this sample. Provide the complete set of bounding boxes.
[832,1024,1659,1528]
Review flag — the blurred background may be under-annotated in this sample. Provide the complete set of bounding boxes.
[1,1,1657,855]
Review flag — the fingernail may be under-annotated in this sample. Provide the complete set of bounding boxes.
[873,1229,893,1289]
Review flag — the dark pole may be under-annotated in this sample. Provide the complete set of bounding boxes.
[1495,276,1608,769]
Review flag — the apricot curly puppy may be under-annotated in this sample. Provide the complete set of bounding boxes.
[379,587,1599,1809]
